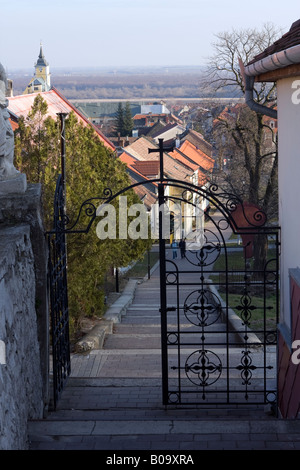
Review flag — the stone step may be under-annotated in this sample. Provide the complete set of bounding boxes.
[27,397,300,451]
[47,378,276,411]
[70,346,276,381]
[114,322,229,331]
[27,378,284,447]
[30,417,294,439]
[103,333,239,349]
[113,325,161,334]
[103,334,161,349]
[27,377,296,450]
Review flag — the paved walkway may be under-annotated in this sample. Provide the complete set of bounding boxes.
[28,218,300,452]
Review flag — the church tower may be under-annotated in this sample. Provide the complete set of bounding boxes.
[23,44,51,94]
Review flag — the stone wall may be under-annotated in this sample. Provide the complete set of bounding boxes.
[0,184,47,449]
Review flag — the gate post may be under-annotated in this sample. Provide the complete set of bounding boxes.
[158,181,168,405]
[149,138,174,406]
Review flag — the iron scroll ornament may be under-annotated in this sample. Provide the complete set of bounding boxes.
[47,176,271,236]
[183,289,222,327]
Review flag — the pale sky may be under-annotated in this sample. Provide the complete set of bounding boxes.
[1,0,299,71]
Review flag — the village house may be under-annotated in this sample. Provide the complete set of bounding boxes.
[151,122,186,145]
[119,134,215,239]
[119,151,158,211]
[180,128,214,159]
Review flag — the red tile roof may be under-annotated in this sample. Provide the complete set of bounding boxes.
[119,151,158,185]
[169,148,199,172]
[181,129,213,158]
[179,140,215,172]
[169,148,208,185]
[119,151,158,209]
[119,152,137,166]
[129,180,157,209]
[132,160,160,177]
[8,88,115,151]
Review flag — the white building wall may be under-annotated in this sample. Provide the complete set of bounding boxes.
[277,77,300,330]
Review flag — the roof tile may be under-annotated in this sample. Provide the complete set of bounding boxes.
[248,19,300,65]
[132,160,160,177]
[179,140,215,172]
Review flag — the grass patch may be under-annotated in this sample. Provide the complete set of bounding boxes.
[125,250,159,278]
[226,292,278,332]
[209,248,278,334]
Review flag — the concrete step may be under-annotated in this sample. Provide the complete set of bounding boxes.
[103,333,161,349]
[115,322,230,332]
[103,333,239,349]
[30,417,293,440]
[27,378,300,450]
[29,419,298,450]
[70,345,276,381]
[42,378,276,414]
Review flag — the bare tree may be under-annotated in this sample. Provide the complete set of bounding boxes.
[213,104,278,215]
[202,23,281,103]
[201,24,281,270]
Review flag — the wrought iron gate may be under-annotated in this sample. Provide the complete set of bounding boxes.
[158,181,280,407]
[46,138,280,409]
[47,175,70,408]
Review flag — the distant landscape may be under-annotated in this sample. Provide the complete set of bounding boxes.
[9,66,241,100]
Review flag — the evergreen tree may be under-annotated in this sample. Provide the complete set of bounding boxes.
[123,101,134,136]
[114,102,124,136]
[14,94,152,335]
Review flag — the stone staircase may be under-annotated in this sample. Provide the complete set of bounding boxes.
[28,269,300,450]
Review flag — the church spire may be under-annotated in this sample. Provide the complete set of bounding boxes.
[36,43,49,67]
[23,43,51,94]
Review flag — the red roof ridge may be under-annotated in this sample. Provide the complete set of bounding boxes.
[51,87,115,150]
[8,87,115,151]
